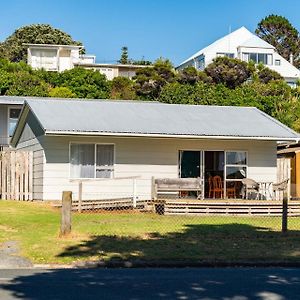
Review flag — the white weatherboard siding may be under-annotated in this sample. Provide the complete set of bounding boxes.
[16,114,45,200]
[35,135,276,201]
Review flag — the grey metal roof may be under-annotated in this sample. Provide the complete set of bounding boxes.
[20,97,300,141]
[0,96,25,105]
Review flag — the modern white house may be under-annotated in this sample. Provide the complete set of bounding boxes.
[11,97,299,201]
[26,43,149,79]
[75,63,149,80]
[25,44,96,72]
[0,97,24,150]
[177,26,300,87]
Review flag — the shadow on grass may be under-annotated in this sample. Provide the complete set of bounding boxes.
[58,223,300,264]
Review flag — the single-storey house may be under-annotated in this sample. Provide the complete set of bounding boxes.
[11,97,299,201]
[0,96,24,150]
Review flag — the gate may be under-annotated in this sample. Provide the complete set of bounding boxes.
[0,151,33,200]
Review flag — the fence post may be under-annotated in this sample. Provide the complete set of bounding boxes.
[282,196,288,233]
[78,181,83,213]
[133,178,137,208]
[60,191,72,236]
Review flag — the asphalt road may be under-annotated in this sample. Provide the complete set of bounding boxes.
[0,268,299,300]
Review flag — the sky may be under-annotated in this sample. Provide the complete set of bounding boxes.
[1,0,300,65]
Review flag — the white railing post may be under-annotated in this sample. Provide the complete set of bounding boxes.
[78,181,83,213]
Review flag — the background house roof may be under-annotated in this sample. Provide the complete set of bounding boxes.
[178,26,275,67]
[15,97,300,141]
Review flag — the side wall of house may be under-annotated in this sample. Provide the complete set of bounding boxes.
[40,135,277,201]
[15,112,45,200]
[0,105,8,144]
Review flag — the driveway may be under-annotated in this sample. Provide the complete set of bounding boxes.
[0,241,32,269]
[0,267,299,299]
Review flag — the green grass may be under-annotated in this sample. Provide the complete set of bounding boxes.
[1,200,300,264]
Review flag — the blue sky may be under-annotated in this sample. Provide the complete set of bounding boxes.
[1,0,300,65]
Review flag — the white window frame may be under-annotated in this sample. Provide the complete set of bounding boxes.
[275,59,281,66]
[224,150,248,182]
[69,142,115,179]
[242,52,273,65]
[7,106,22,137]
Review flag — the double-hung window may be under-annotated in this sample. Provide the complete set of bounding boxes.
[70,144,114,179]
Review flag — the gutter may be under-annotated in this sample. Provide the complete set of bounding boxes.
[44,130,300,142]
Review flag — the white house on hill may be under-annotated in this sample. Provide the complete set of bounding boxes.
[25,44,149,79]
[25,44,95,72]
[177,26,300,87]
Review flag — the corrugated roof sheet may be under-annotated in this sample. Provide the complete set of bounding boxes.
[21,97,299,140]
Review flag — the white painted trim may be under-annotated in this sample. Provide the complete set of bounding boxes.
[45,131,300,142]
[69,142,116,180]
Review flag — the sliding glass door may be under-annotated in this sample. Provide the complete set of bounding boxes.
[179,150,248,199]
[204,151,225,198]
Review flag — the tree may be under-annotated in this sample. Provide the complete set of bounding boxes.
[255,15,300,68]
[110,77,136,100]
[0,69,13,95]
[131,57,152,65]
[255,65,283,84]
[49,86,75,98]
[57,67,110,99]
[0,24,83,62]
[178,66,200,85]
[178,66,212,85]
[6,72,49,97]
[118,46,129,64]
[134,58,176,100]
[204,57,253,88]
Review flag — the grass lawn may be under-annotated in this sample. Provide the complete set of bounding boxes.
[0,200,300,265]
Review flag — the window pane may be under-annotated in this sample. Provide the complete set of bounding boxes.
[226,152,246,165]
[242,53,249,62]
[258,53,266,64]
[250,53,257,63]
[8,109,21,136]
[226,166,247,180]
[9,119,18,136]
[96,145,114,178]
[275,59,280,66]
[70,144,95,178]
[267,54,273,65]
[10,108,21,119]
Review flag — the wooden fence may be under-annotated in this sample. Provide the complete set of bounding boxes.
[0,151,33,201]
[277,157,291,200]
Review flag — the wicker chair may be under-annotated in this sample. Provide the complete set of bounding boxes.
[241,178,259,200]
[273,179,289,200]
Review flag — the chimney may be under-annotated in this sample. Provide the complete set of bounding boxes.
[290,53,294,65]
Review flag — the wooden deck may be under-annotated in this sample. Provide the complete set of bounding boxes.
[153,199,300,216]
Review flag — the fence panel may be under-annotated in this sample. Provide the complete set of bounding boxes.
[0,151,33,201]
